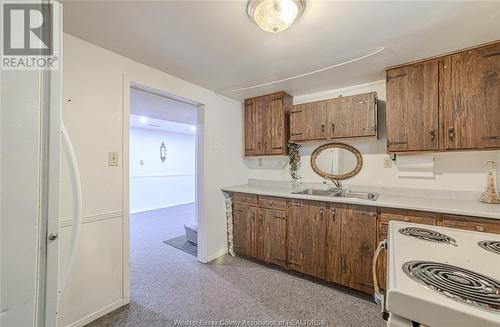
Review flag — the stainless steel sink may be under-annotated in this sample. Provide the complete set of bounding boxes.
[291,188,379,201]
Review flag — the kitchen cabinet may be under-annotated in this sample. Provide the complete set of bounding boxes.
[440,42,500,150]
[326,205,377,294]
[327,93,377,139]
[290,92,377,143]
[244,92,292,156]
[290,101,327,142]
[386,41,500,153]
[230,192,500,295]
[233,203,257,257]
[287,199,326,279]
[386,61,439,152]
[442,214,500,234]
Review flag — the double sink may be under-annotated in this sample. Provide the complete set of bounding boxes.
[292,188,379,201]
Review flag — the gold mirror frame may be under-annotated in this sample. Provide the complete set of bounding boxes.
[310,143,363,180]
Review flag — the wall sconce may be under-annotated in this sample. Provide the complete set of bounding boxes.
[160,142,166,163]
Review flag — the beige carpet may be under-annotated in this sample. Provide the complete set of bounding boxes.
[85,203,385,327]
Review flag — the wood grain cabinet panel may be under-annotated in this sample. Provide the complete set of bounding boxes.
[386,61,439,152]
[327,93,377,139]
[286,200,326,279]
[440,42,500,150]
[233,203,257,257]
[259,208,287,267]
[244,92,291,157]
[290,101,327,142]
[442,215,500,234]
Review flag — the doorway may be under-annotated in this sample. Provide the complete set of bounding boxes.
[124,83,203,302]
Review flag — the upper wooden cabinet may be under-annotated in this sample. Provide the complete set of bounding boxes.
[290,92,378,143]
[440,42,500,150]
[244,92,292,157]
[386,41,500,153]
[386,61,439,152]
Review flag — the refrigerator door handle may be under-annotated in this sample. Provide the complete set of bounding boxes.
[59,123,83,294]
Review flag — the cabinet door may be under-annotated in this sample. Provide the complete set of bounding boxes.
[258,208,287,267]
[325,206,342,284]
[386,61,439,152]
[233,203,256,257]
[286,200,326,279]
[256,97,269,154]
[268,97,286,155]
[327,93,377,139]
[244,101,260,156]
[441,43,500,150]
[339,206,377,294]
[289,101,327,142]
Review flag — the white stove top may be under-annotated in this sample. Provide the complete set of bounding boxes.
[386,221,500,327]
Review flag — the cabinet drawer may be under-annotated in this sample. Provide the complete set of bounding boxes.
[442,215,500,234]
[233,193,258,205]
[380,209,437,225]
[258,196,287,211]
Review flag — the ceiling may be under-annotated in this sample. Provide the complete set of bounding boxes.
[63,1,500,100]
[129,114,196,135]
[130,87,197,125]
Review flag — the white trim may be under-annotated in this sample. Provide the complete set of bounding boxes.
[60,211,122,228]
[130,174,194,179]
[130,201,194,214]
[122,74,131,304]
[200,247,228,264]
[63,299,124,327]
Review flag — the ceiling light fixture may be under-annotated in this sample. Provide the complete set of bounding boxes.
[247,0,305,33]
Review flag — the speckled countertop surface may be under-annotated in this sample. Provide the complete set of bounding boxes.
[221,180,500,220]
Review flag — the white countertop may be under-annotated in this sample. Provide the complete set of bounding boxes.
[221,180,500,220]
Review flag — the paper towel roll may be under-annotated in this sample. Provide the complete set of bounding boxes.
[395,154,434,178]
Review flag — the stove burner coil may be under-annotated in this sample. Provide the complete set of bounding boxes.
[403,261,500,312]
[399,227,456,245]
[478,241,500,255]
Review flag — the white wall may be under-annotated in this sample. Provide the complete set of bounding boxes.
[59,33,248,326]
[246,80,500,192]
[130,127,195,213]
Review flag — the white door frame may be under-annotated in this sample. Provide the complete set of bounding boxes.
[121,74,206,303]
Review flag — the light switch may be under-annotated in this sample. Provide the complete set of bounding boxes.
[108,152,119,166]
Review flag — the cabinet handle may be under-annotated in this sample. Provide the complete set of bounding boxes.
[331,208,337,222]
[321,123,325,133]
[288,202,303,207]
[448,127,455,141]
[387,141,408,146]
[475,225,485,232]
[331,123,335,132]
[274,257,286,262]
[320,208,324,221]
[291,132,303,136]
[259,214,264,223]
[482,135,500,140]
[430,129,436,141]
[257,142,262,150]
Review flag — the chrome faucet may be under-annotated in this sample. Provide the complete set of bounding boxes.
[323,179,343,190]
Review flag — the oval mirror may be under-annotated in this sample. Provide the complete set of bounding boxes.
[311,143,363,180]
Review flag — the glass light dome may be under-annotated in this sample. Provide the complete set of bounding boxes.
[247,0,306,33]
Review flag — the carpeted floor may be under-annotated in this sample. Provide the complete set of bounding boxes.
[85,203,385,327]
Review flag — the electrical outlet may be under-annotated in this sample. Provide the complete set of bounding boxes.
[108,152,119,166]
[384,157,393,168]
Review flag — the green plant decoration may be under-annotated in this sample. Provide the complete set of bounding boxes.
[288,142,302,182]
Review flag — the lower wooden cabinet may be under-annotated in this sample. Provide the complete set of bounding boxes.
[286,200,327,279]
[231,193,500,296]
[233,203,257,257]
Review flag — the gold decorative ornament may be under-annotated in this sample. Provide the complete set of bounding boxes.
[479,160,500,204]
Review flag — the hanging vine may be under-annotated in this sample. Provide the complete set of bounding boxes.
[288,142,302,182]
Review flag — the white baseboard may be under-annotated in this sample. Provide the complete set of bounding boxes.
[130,201,194,214]
[64,299,124,327]
[200,247,228,263]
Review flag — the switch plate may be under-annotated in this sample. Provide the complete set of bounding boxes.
[108,152,119,166]
[384,157,392,168]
